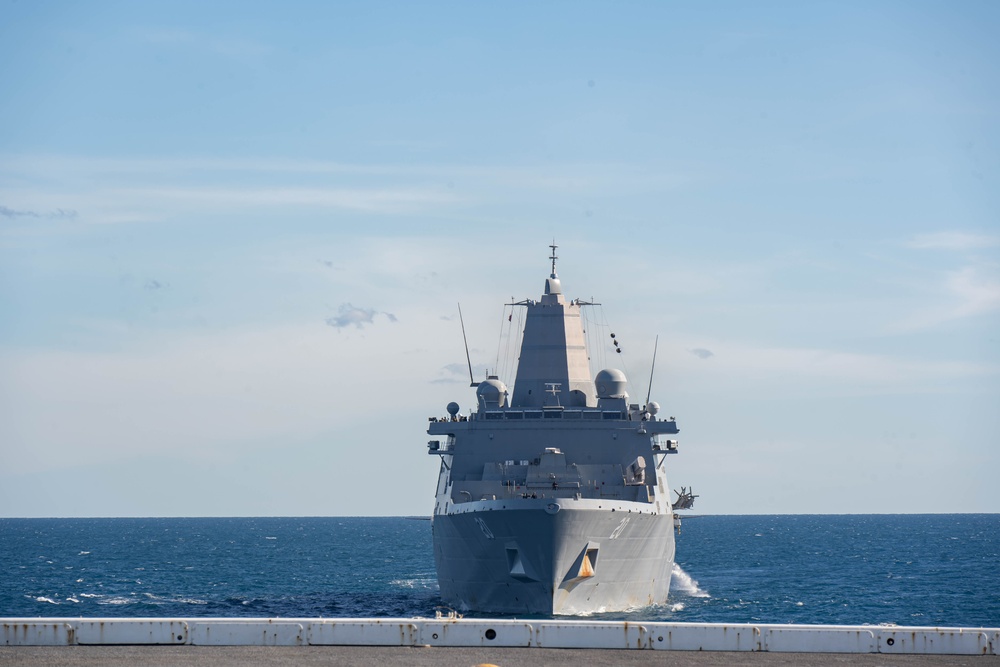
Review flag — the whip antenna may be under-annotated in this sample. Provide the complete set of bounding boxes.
[458,303,478,387]
[645,334,659,406]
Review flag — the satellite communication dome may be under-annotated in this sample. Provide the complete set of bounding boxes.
[447,401,460,416]
[646,401,660,416]
[595,368,628,399]
[477,377,508,408]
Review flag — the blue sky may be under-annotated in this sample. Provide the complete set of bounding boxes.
[1,1,998,516]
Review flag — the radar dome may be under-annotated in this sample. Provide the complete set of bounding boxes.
[646,401,660,416]
[447,401,460,416]
[595,368,628,399]
[477,377,508,409]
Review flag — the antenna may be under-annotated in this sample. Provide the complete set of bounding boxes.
[458,303,478,387]
[645,334,659,406]
[549,241,558,277]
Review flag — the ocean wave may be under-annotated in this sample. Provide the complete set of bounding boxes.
[143,592,209,605]
[99,596,136,605]
[5,515,995,625]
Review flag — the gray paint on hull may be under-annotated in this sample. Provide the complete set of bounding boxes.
[433,507,675,615]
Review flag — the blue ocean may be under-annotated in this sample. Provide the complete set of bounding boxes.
[2,515,997,627]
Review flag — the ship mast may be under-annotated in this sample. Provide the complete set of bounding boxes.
[509,244,596,408]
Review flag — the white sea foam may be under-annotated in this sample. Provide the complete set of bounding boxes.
[100,596,134,605]
[670,602,685,612]
[35,596,59,604]
[142,592,208,605]
[566,605,610,617]
[390,578,437,589]
[79,593,100,598]
[671,563,710,598]
[78,551,90,555]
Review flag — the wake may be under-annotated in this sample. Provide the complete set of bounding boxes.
[671,563,710,598]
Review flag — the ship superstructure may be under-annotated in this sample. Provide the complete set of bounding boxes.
[427,246,684,615]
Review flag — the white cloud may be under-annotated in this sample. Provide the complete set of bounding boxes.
[0,154,691,226]
[947,265,1000,318]
[891,262,1000,330]
[0,313,460,475]
[906,232,1000,251]
[113,185,460,215]
[325,303,397,329]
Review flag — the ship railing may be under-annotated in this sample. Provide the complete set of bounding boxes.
[476,409,627,421]
[451,480,621,503]
[427,435,456,454]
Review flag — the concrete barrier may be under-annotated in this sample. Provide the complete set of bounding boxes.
[3,618,998,655]
[188,619,303,646]
[763,625,875,653]
[0,622,74,646]
[650,622,760,651]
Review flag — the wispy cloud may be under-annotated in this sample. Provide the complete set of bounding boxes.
[0,205,77,219]
[890,262,1000,330]
[906,232,1000,251]
[947,265,1000,319]
[115,186,460,215]
[689,348,714,359]
[672,338,998,396]
[431,362,489,384]
[0,154,689,217]
[325,303,398,329]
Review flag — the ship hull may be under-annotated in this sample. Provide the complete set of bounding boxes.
[432,503,675,615]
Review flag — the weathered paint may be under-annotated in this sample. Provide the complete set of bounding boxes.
[415,620,533,647]
[763,625,876,653]
[307,619,418,646]
[1,622,74,646]
[650,623,760,651]
[2,618,998,655]
[187,620,303,646]
[534,621,648,649]
[73,619,188,645]
[876,627,993,655]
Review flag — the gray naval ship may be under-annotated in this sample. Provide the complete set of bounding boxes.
[427,245,688,615]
